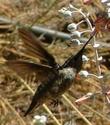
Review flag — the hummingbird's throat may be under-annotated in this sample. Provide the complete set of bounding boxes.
[59,67,76,80]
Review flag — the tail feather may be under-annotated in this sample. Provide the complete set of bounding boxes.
[24,88,41,116]
[24,103,40,116]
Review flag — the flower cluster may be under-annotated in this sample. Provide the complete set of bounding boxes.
[59,4,110,104]
[33,115,47,125]
[59,4,93,45]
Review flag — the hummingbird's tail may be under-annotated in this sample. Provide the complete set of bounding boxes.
[24,88,41,116]
[24,103,40,116]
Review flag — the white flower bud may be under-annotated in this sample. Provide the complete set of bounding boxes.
[71,30,91,37]
[107,3,110,6]
[63,10,72,17]
[98,56,103,61]
[79,70,89,77]
[68,20,86,33]
[67,23,77,32]
[98,75,103,79]
[33,115,47,125]
[69,4,74,9]
[82,55,89,62]
[108,8,110,17]
[58,8,72,17]
[93,43,100,48]
[58,7,67,13]
[72,31,81,37]
[86,92,93,97]
[71,39,82,45]
[101,0,109,3]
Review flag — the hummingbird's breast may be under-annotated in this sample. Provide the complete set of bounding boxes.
[49,67,76,97]
[59,67,76,80]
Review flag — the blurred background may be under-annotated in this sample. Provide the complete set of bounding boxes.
[0,0,110,125]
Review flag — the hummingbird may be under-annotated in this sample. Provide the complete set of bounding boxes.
[6,27,94,116]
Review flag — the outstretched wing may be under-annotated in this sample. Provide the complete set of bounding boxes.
[6,60,56,82]
[18,28,58,68]
[61,32,95,72]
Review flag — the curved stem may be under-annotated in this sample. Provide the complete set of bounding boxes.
[71,5,103,87]
[62,95,92,125]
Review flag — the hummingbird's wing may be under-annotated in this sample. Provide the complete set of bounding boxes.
[24,71,56,116]
[6,60,56,82]
[18,28,58,68]
[61,32,95,72]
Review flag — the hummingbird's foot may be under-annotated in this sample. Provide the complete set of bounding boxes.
[51,99,62,107]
